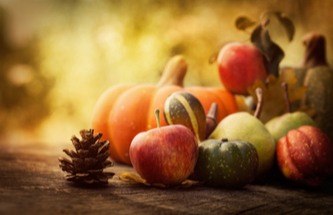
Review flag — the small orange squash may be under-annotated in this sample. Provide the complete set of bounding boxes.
[91,56,239,164]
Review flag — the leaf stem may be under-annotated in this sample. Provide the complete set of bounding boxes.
[281,82,291,113]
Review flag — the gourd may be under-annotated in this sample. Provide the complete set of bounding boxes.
[91,56,239,164]
[280,33,333,140]
[194,138,258,188]
[164,91,207,141]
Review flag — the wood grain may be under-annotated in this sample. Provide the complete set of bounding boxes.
[0,145,332,214]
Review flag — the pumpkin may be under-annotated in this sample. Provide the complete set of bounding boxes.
[280,33,333,140]
[194,138,258,188]
[91,55,239,164]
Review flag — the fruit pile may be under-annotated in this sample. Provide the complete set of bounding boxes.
[91,12,333,188]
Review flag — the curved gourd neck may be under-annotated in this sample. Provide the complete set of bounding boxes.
[157,55,187,87]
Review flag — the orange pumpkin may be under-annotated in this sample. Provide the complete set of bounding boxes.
[91,56,239,164]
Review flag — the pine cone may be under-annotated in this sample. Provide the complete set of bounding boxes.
[59,129,114,186]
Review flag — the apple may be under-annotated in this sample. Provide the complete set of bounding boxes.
[217,42,267,95]
[277,125,333,186]
[129,110,198,185]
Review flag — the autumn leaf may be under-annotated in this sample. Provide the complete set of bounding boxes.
[118,172,200,188]
[235,16,256,31]
[248,73,307,123]
[251,21,285,77]
[270,11,295,41]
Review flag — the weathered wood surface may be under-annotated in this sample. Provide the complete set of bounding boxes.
[0,145,332,215]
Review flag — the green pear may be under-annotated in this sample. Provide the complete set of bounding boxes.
[209,88,275,176]
[265,83,316,142]
[266,112,315,142]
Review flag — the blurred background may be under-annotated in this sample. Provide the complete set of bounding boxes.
[0,0,332,148]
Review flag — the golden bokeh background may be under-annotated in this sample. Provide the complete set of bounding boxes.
[0,0,332,147]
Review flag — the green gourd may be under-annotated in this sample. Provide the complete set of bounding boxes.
[210,88,275,176]
[194,138,258,188]
[281,33,333,140]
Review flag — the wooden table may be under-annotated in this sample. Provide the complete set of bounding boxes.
[1,144,332,214]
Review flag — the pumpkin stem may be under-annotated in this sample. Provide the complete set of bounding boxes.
[281,82,291,113]
[154,109,161,128]
[157,55,187,87]
[302,33,328,69]
[254,88,263,119]
[206,103,218,138]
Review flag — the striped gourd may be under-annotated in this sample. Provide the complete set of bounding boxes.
[164,92,206,140]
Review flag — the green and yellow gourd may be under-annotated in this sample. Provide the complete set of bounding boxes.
[164,92,207,141]
[164,92,219,140]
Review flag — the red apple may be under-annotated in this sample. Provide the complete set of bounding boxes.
[217,42,267,95]
[129,124,198,185]
[277,125,333,186]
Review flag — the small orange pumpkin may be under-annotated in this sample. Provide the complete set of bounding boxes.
[91,56,239,164]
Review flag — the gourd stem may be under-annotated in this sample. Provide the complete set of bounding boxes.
[303,33,328,69]
[281,82,291,113]
[154,109,161,128]
[254,88,263,119]
[206,103,218,138]
[157,55,187,87]
[207,103,218,120]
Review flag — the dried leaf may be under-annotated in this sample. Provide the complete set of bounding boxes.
[248,74,307,122]
[117,172,200,189]
[251,21,284,77]
[235,16,256,31]
[118,172,149,185]
[179,180,201,188]
[271,11,295,41]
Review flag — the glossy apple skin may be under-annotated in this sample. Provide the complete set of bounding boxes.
[217,42,267,95]
[129,125,198,185]
[277,126,333,186]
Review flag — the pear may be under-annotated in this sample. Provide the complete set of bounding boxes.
[210,88,275,176]
[265,83,315,142]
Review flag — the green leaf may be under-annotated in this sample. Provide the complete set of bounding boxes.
[251,20,285,77]
[271,11,295,41]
